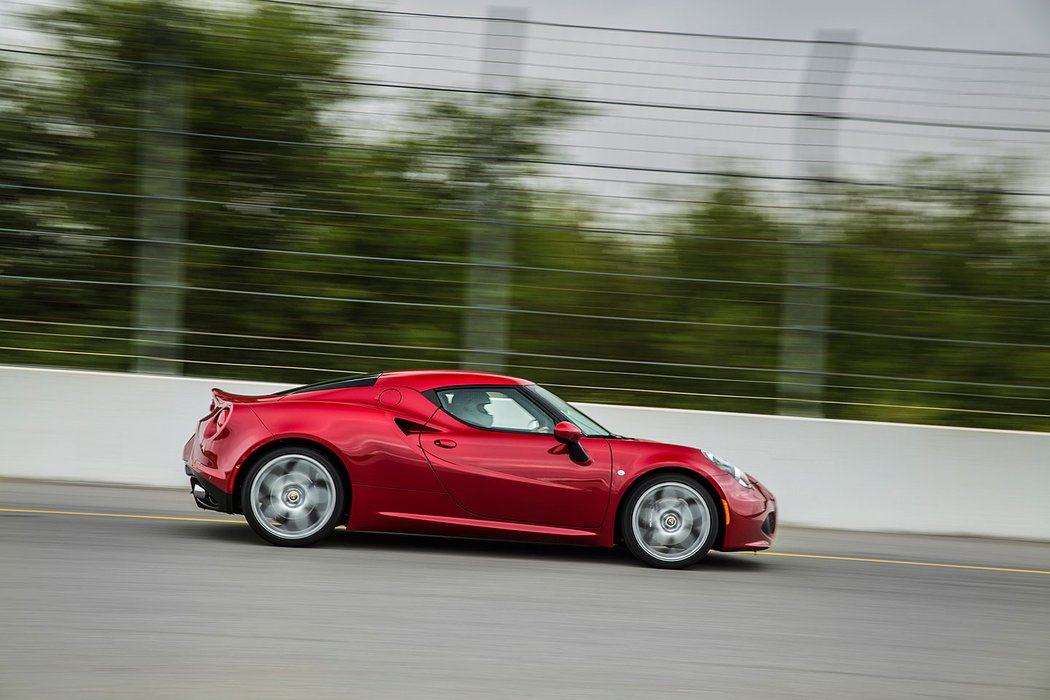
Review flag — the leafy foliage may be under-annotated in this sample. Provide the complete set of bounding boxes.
[1,1,1048,431]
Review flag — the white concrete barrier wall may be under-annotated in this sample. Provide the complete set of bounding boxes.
[2,365,286,488]
[3,364,1048,540]
[582,403,1050,541]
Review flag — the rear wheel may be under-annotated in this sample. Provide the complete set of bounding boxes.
[241,446,345,547]
[621,474,717,569]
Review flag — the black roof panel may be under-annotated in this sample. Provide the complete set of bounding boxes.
[275,372,383,396]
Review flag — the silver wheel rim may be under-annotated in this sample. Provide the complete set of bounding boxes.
[631,481,712,562]
[249,454,336,540]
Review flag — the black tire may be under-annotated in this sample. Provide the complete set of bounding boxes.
[620,473,718,569]
[240,445,346,547]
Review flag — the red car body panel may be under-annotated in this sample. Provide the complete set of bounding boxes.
[417,404,613,528]
[183,370,776,552]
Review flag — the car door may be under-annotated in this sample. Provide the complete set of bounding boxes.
[419,386,612,528]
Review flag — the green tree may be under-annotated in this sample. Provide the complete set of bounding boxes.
[825,158,1050,429]
[3,1,1048,432]
[2,0,376,377]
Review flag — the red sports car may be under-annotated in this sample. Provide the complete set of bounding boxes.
[183,370,776,568]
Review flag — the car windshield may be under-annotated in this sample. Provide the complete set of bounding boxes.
[526,385,612,437]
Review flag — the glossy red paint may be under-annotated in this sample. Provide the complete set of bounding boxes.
[182,369,776,554]
[377,369,530,392]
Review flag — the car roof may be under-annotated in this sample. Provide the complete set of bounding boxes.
[375,369,531,392]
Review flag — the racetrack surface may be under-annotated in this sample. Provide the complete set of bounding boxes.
[2,480,1048,699]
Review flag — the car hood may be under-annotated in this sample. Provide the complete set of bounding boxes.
[606,436,714,473]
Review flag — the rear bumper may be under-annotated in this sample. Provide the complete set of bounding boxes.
[185,463,233,513]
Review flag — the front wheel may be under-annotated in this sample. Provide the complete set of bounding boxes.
[621,474,718,569]
[241,446,346,547]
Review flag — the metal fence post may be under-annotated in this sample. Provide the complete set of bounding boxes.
[133,1,187,375]
[461,6,527,372]
[777,30,857,416]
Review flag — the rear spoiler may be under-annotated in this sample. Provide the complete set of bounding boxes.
[210,387,274,410]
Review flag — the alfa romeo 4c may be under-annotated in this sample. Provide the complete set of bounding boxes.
[183,370,776,568]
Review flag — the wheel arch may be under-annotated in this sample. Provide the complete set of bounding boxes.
[613,466,726,551]
[232,437,352,522]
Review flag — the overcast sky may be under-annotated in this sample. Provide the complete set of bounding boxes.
[4,0,1048,222]
[351,0,1050,222]
[386,0,1050,53]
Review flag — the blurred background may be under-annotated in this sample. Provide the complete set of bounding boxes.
[2,0,1049,431]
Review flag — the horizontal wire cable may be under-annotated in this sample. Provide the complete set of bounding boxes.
[6,153,1050,219]
[4,109,1045,210]
[10,113,1047,205]
[15,243,1048,327]
[5,228,1050,303]
[0,345,357,375]
[22,27,1048,97]
[8,245,1050,338]
[5,46,1050,139]
[4,342,1045,419]
[5,327,1046,404]
[541,382,1050,419]
[5,273,1050,348]
[269,1,1050,59]
[16,2,1050,74]
[4,317,1047,392]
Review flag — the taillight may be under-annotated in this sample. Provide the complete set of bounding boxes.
[203,407,230,438]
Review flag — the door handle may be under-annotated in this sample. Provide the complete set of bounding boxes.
[433,439,457,449]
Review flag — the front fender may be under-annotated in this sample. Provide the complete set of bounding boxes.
[607,439,726,500]
[603,439,767,543]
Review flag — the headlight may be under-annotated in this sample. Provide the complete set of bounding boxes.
[701,448,752,489]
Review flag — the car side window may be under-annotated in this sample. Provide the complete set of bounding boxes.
[437,388,556,434]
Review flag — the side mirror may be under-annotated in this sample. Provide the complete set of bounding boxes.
[553,421,589,464]
[554,421,583,444]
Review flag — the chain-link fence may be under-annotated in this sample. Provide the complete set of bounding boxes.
[1,0,1049,430]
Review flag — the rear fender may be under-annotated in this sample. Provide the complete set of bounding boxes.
[249,394,444,493]
[187,403,273,504]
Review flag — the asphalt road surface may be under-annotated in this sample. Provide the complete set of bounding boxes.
[2,479,1049,700]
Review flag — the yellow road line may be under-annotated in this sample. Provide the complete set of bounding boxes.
[2,507,1048,576]
[0,507,239,524]
[756,550,1050,575]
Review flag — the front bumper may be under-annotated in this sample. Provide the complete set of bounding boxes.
[720,477,777,552]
